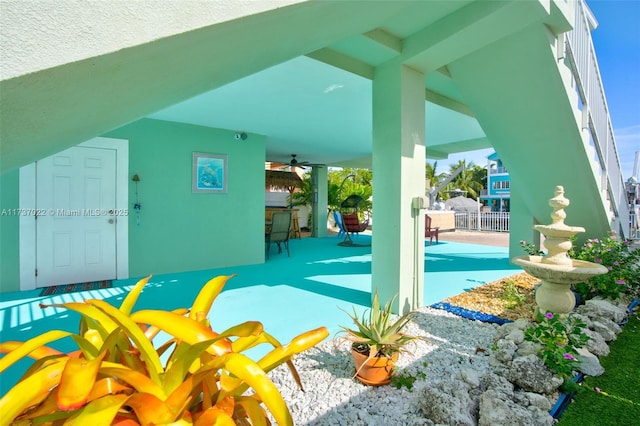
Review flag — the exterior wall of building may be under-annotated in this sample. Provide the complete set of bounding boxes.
[0,170,20,291]
[0,119,267,293]
[106,118,266,279]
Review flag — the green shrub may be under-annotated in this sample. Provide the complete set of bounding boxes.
[524,311,589,390]
[572,231,640,300]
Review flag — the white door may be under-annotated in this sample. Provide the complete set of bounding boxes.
[36,146,117,287]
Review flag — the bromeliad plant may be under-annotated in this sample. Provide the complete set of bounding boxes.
[524,311,589,390]
[0,275,329,425]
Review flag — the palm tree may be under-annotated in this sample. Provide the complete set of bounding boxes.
[446,160,484,200]
[426,161,447,200]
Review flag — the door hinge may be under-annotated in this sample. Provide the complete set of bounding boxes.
[35,269,38,277]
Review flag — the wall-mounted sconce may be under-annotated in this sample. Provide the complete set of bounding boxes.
[234,132,248,141]
[132,174,141,225]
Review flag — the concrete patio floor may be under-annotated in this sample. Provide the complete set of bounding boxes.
[0,232,521,393]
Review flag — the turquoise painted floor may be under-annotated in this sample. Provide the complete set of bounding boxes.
[0,234,521,393]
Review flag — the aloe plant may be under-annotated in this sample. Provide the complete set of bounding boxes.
[339,291,420,359]
[0,275,328,425]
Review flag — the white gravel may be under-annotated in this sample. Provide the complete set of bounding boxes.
[267,307,500,425]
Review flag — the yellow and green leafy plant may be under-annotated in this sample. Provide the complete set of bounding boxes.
[0,275,328,425]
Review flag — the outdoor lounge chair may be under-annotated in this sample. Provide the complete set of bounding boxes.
[338,212,370,247]
[425,214,439,245]
[265,210,292,259]
[333,210,346,238]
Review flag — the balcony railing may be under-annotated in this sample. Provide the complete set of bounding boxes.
[565,0,630,236]
[488,167,508,175]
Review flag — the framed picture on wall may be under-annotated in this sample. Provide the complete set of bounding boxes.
[192,152,228,193]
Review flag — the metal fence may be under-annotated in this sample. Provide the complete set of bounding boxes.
[454,211,640,239]
[454,212,510,232]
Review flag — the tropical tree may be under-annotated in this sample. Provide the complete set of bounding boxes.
[328,168,372,213]
[425,161,447,201]
[445,160,485,200]
[291,168,372,229]
[291,173,312,207]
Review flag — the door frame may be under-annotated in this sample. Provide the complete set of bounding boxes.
[19,137,129,291]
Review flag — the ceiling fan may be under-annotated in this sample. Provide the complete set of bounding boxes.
[279,154,312,169]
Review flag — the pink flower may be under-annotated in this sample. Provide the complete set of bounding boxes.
[563,353,576,361]
[613,261,620,266]
[608,267,613,271]
[595,258,602,264]
[595,387,601,392]
[545,312,554,319]
[616,280,626,285]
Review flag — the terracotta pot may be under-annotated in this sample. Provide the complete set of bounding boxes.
[351,347,398,386]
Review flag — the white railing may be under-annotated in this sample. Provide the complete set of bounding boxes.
[455,212,510,233]
[454,210,640,238]
[630,212,640,240]
[488,167,508,175]
[564,0,630,237]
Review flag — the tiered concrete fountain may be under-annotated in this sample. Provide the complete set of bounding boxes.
[512,186,608,315]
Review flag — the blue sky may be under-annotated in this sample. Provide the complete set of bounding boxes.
[439,0,640,180]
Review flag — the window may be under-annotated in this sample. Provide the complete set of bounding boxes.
[493,181,510,190]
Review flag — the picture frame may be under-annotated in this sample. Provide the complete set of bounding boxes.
[192,152,228,193]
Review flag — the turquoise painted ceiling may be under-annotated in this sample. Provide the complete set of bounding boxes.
[149,56,487,168]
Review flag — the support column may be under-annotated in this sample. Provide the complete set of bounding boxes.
[311,165,328,238]
[372,63,426,314]
[509,179,539,258]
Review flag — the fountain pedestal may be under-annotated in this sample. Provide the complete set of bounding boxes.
[512,186,608,315]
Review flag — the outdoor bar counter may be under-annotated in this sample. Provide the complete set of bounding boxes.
[425,210,455,232]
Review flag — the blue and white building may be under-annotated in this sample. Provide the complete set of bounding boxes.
[481,152,511,212]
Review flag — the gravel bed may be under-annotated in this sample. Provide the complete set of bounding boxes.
[267,307,500,425]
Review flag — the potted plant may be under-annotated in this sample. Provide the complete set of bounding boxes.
[339,291,421,386]
[0,275,329,425]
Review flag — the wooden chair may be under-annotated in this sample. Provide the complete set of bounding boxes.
[425,214,439,245]
[265,211,292,259]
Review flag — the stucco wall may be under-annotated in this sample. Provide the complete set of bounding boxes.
[0,119,266,293]
[0,170,20,291]
[0,0,303,80]
[107,118,266,278]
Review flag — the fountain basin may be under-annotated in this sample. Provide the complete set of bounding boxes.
[534,225,585,239]
[513,255,608,315]
[512,256,608,284]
